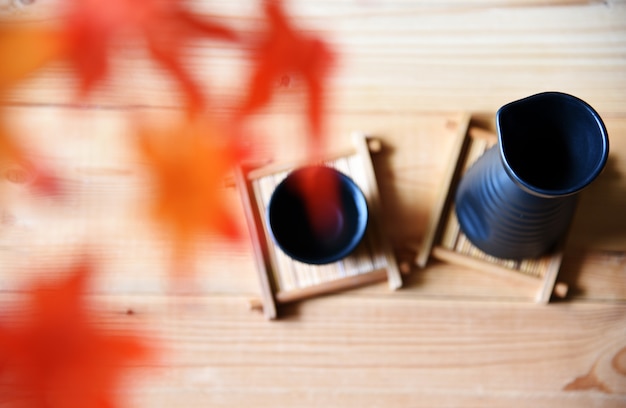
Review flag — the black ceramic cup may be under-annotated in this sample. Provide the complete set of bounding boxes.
[266,165,368,264]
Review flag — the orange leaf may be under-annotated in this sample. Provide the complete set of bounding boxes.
[0,25,62,196]
[0,262,151,408]
[138,116,246,258]
[0,25,61,92]
[0,121,24,163]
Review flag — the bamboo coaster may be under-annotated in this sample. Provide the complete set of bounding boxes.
[416,125,568,303]
[236,133,402,319]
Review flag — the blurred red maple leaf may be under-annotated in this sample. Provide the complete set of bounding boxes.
[0,262,150,408]
[138,116,246,259]
[60,0,237,110]
[240,0,335,147]
[1,1,236,111]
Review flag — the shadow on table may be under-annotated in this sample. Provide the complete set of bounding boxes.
[559,155,626,300]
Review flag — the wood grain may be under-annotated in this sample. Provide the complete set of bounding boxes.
[3,1,626,115]
[49,294,626,407]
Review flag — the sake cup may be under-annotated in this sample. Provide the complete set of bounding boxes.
[266,165,368,265]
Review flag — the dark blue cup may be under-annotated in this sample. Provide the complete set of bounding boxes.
[267,165,368,264]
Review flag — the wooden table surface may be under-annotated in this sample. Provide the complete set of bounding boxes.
[1,0,626,406]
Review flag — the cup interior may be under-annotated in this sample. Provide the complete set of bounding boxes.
[267,166,368,265]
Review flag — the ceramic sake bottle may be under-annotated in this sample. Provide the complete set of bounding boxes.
[454,92,609,260]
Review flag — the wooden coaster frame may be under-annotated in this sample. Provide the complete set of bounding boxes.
[416,125,568,303]
[236,133,402,319]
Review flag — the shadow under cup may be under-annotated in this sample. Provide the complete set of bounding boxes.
[267,166,368,265]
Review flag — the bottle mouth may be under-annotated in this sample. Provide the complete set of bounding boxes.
[496,92,609,197]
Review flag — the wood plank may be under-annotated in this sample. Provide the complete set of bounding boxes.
[3,2,625,115]
[416,113,470,267]
[275,269,387,304]
[235,166,277,319]
[559,248,626,302]
[352,132,402,290]
[21,294,621,406]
